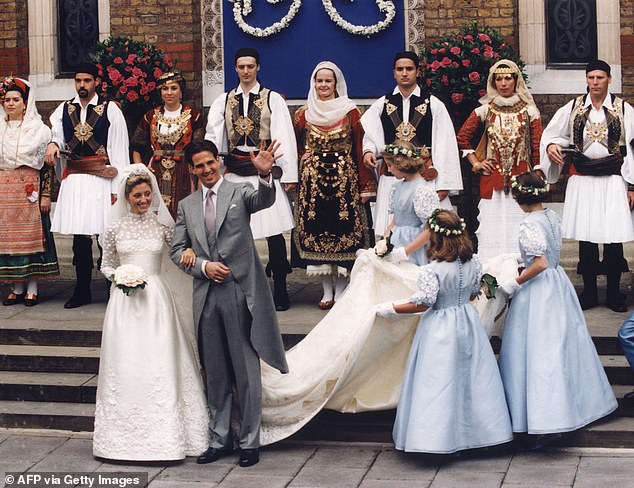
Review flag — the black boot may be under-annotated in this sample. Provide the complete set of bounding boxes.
[578,274,598,310]
[604,243,628,312]
[267,234,291,311]
[606,272,627,312]
[273,272,290,311]
[578,241,599,310]
[65,236,93,309]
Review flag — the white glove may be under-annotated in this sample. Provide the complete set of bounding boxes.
[500,279,521,297]
[375,302,398,318]
[385,246,408,263]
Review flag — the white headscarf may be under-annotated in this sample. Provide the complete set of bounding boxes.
[0,77,51,171]
[305,61,357,126]
[479,59,537,109]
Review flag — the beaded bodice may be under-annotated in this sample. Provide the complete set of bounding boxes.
[101,212,173,278]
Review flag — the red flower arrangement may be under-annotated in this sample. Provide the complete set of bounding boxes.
[421,22,525,110]
[90,36,176,113]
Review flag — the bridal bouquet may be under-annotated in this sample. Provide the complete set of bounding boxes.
[374,233,394,258]
[113,264,148,296]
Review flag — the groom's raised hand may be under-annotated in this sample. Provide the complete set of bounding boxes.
[251,139,282,180]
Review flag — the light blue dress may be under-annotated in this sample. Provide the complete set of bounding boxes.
[499,208,617,434]
[388,178,439,266]
[393,256,513,453]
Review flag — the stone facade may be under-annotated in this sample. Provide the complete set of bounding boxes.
[0,0,28,77]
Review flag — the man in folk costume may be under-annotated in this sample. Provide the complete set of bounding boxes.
[205,47,298,311]
[541,59,634,312]
[131,71,205,218]
[45,62,130,308]
[457,59,543,260]
[361,51,462,237]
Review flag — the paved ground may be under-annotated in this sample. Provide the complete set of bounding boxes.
[2,430,634,488]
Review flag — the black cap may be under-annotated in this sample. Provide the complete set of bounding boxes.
[394,51,419,68]
[74,62,100,79]
[234,48,260,66]
[586,59,611,76]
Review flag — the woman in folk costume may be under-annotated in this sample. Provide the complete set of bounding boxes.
[0,77,59,306]
[293,61,374,309]
[131,71,205,217]
[457,59,543,260]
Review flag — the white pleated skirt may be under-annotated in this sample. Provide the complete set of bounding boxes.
[51,174,113,235]
[562,174,634,243]
[223,173,294,239]
[373,175,451,237]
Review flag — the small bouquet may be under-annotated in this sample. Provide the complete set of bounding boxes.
[481,273,499,299]
[113,264,148,296]
[374,233,394,258]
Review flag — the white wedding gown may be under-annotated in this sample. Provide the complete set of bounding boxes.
[260,250,518,446]
[93,212,209,461]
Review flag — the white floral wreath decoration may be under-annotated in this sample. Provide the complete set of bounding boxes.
[230,0,396,38]
[428,209,466,237]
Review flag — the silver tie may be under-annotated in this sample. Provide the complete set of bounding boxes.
[205,189,216,234]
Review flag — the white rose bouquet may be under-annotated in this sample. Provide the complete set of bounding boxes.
[374,233,394,258]
[112,264,148,296]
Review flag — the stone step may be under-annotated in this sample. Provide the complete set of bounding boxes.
[2,399,634,448]
[0,345,100,373]
[0,371,97,403]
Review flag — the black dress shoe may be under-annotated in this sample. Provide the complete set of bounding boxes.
[238,448,259,467]
[24,293,38,307]
[64,294,92,309]
[578,291,598,310]
[196,447,233,464]
[530,433,562,450]
[606,293,628,312]
[3,292,25,306]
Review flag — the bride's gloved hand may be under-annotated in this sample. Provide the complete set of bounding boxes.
[375,302,398,318]
[499,279,521,297]
[385,246,407,263]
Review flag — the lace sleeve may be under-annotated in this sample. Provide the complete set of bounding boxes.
[519,221,547,257]
[413,186,440,223]
[100,222,120,280]
[410,265,439,306]
[470,254,484,296]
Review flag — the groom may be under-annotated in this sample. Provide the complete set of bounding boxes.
[170,139,288,467]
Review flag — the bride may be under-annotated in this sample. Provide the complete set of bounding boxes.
[93,164,209,461]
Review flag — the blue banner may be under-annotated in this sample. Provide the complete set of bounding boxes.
[222,0,406,99]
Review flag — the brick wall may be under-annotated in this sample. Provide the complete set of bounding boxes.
[423,0,518,50]
[109,0,203,109]
[0,0,28,77]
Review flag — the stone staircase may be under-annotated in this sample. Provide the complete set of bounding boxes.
[2,221,634,447]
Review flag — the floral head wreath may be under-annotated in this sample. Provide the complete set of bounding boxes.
[510,169,550,196]
[427,208,466,237]
[382,144,429,160]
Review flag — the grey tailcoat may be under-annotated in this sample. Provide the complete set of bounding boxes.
[170,178,289,374]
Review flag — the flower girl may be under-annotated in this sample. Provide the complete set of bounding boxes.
[498,169,617,449]
[377,209,512,453]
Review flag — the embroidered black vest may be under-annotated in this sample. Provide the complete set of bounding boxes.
[569,93,626,156]
[61,96,110,157]
[224,87,272,151]
[380,90,433,148]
